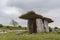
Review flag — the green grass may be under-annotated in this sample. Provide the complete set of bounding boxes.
[2,27,27,30]
[0,32,60,40]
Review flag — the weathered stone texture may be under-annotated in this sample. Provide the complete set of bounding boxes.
[28,19,37,34]
[44,20,49,32]
[36,19,44,32]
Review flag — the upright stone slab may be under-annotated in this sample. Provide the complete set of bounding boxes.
[44,20,49,32]
[28,19,37,34]
[36,18,44,32]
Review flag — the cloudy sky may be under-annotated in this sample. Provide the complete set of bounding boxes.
[0,0,60,27]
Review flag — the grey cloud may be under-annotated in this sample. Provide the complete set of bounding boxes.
[7,0,60,12]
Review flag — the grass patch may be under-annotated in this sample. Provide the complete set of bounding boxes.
[2,26,27,30]
[0,32,60,40]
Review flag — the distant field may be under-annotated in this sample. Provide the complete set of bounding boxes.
[0,32,60,40]
[2,27,27,30]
